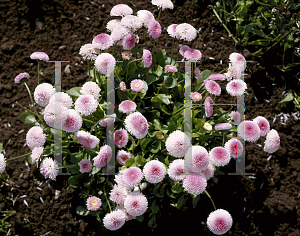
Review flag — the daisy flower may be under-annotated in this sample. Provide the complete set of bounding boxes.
[122,51,131,60]
[106,19,121,32]
[75,130,99,149]
[224,138,243,158]
[151,0,174,10]
[111,25,130,43]
[78,159,92,173]
[86,196,102,211]
[226,79,247,97]
[114,128,129,148]
[190,92,202,101]
[201,163,216,180]
[79,44,97,61]
[165,65,178,72]
[168,159,186,182]
[204,79,221,96]
[143,160,166,184]
[26,126,46,150]
[237,121,260,143]
[167,24,180,38]
[183,173,207,195]
[209,147,231,167]
[184,49,202,61]
[74,94,98,116]
[14,72,30,83]
[43,102,68,129]
[120,81,127,91]
[142,49,152,68]
[116,150,132,166]
[179,45,191,56]
[80,81,101,101]
[121,15,143,30]
[207,209,233,235]
[0,154,6,174]
[122,167,144,189]
[252,116,270,137]
[203,122,212,131]
[110,185,128,205]
[184,146,210,174]
[137,10,155,28]
[124,192,148,216]
[208,74,226,81]
[110,4,133,17]
[93,145,113,167]
[119,100,137,114]
[263,129,280,153]
[103,209,126,231]
[30,51,49,61]
[148,20,162,39]
[95,53,116,75]
[62,109,82,133]
[31,147,43,163]
[165,130,191,158]
[34,83,56,107]
[214,123,232,130]
[40,157,59,180]
[49,92,73,109]
[99,114,116,127]
[204,96,214,118]
[124,112,148,139]
[122,32,136,50]
[176,23,197,42]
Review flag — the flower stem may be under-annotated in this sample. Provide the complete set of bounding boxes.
[24,82,44,124]
[125,58,143,81]
[171,37,174,60]
[59,164,77,169]
[143,30,149,50]
[15,101,37,116]
[157,8,162,21]
[204,190,216,211]
[82,118,94,124]
[37,60,40,85]
[132,91,138,101]
[6,152,31,162]
[87,59,91,81]
[156,76,168,95]
[103,186,112,212]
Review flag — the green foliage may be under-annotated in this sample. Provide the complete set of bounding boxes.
[19,112,39,126]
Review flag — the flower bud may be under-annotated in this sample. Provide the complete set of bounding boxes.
[203,122,212,131]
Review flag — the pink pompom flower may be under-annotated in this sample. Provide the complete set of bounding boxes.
[183,173,207,195]
[43,103,68,129]
[214,123,232,130]
[194,68,202,79]
[229,111,241,123]
[121,15,142,30]
[79,44,97,61]
[168,159,186,182]
[137,10,155,28]
[165,65,178,73]
[204,96,214,118]
[207,209,233,235]
[0,154,6,174]
[208,74,226,81]
[203,79,221,96]
[224,138,243,158]
[122,32,135,50]
[237,121,261,143]
[78,159,92,173]
[143,160,166,184]
[14,72,30,83]
[142,49,152,68]
[93,145,113,167]
[62,109,82,133]
[86,196,102,211]
[124,112,148,139]
[110,4,133,17]
[176,23,197,42]
[49,92,73,109]
[229,52,246,71]
[110,185,128,205]
[99,114,116,127]
[31,147,43,163]
[30,51,49,61]
[184,146,210,174]
[26,126,46,150]
[167,24,180,38]
[226,79,247,97]
[115,205,136,221]
[263,129,280,153]
[124,192,148,216]
[165,130,191,158]
[34,83,56,107]
[95,53,116,75]
[114,128,129,148]
[184,49,202,61]
[103,209,126,231]
[130,79,145,92]
[75,130,99,149]
[74,95,98,116]
[111,25,130,43]
[119,100,137,114]
[80,81,101,101]
[224,63,244,81]
[123,167,144,189]
[151,0,174,10]
[120,81,127,91]
[190,92,202,101]
[116,150,132,166]
[148,20,161,39]
[106,19,121,32]
[209,147,231,167]
[122,51,131,60]
[179,45,191,57]
[201,163,216,180]
[253,116,270,137]
[40,157,59,180]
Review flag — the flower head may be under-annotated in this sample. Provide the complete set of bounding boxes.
[224,138,243,158]
[80,81,101,101]
[124,112,148,139]
[79,44,97,60]
[151,0,174,10]
[229,52,246,71]
[137,10,155,28]
[99,114,116,127]
[167,24,180,38]
[110,4,133,17]
[121,15,143,30]
[122,51,131,60]
[208,74,226,81]
[176,23,197,42]
[130,79,145,92]
[43,103,68,129]
[123,167,144,189]
[30,51,49,61]
[0,154,6,174]
[114,128,129,148]
[143,160,166,184]
[168,159,186,182]
[78,159,92,173]
[207,209,233,235]
[75,130,99,149]
[116,150,132,165]
[203,122,212,131]
[26,126,46,150]
[237,121,260,142]
[165,130,191,158]
[179,45,191,56]
[194,68,202,79]
[226,79,247,97]
[148,20,162,39]
[214,123,232,131]
[87,196,102,211]
[201,163,216,180]
[49,92,73,109]
[204,79,221,96]
[204,96,214,118]
[229,111,241,123]
[184,146,210,174]
[183,173,207,195]
[122,33,136,50]
[111,25,130,43]
[184,49,202,61]
[106,19,121,32]
[264,129,280,153]
[74,95,98,116]
[209,147,231,167]
[110,185,128,205]
[93,145,112,167]
[224,63,244,81]
[190,92,202,101]
[142,49,152,68]
[40,157,59,180]
[31,147,43,163]
[103,209,126,231]
[124,192,148,216]
[253,116,270,137]
[115,205,136,221]
[119,100,137,114]
[165,65,178,73]
[95,53,116,75]
[14,72,30,83]
[62,109,82,133]
[120,81,127,91]
[34,83,56,107]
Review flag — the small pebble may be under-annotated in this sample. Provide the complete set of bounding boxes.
[23,200,28,206]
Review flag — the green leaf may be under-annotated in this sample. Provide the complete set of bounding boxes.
[151,199,159,213]
[251,28,270,39]
[154,65,163,77]
[162,76,177,88]
[201,70,212,81]
[68,175,84,188]
[28,154,33,165]
[279,92,294,105]
[76,205,90,216]
[155,49,166,62]
[19,112,39,126]
[212,176,218,183]
[151,94,170,105]
[146,75,159,85]
[128,65,137,76]
[0,143,3,154]
[244,24,253,34]
[164,156,169,166]
[135,155,147,166]
[140,81,148,93]
[153,183,163,198]
[131,48,143,54]
[150,140,161,153]
[166,188,175,198]
[136,215,144,222]
[125,157,135,168]
[160,183,166,197]
[148,214,157,228]
[192,194,201,208]
[140,138,151,150]
[168,117,177,133]
[171,183,182,194]
[177,195,185,209]
[153,119,162,130]
[117,90,128,101]
[66,87,81,97]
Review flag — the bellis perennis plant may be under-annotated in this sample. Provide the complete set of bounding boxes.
[3,1,282,235]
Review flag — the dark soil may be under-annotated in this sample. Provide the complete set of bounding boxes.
[0,0,299,235]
